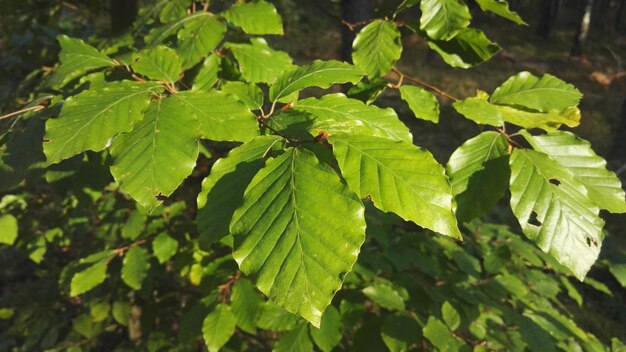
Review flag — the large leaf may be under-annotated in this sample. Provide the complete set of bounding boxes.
[490,72,582,112]
[273,321,314,352]
[269,60,363,102]
[226,38,295,84]
[177,15,226,69]
[446,131,510,221]
[197,136,282,246]
[452,91,503,126]
[231,279,264,334]
[309,306,342,352]
[173,90,259,142]
[399,85,440,122]
[221,81,264,110]
[498,105,580,131]
[230,147,366,327]
[0,113,46,190]
[522,131,626,213]
[44,81,157,164]
[475,0,526,25]
[509,148,604,280]
[50,35,115,87]
[222,0,284,35]
[131,45,182,84]
[293,93,412,142]
[202,304,236,352]
[328,134,461,238]
[427,28,501,68]
[420,0,472,40]
[121,246,150,290]
[110,97,200,209]
[352,20,402,78]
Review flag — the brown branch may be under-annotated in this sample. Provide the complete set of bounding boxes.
[0,105,45,121]
[392,66,459,102]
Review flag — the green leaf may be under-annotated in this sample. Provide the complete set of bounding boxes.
[427,28,501,68]
[44,81,157,165]
[509,148,604,280]
[112,301,132,326]
[475,0,527,25]
[146,12,213,47]
[329,134,461,239]
[423,316,456,350]
[192,54,221,91]
[609,263,626,288]
[309,306,342,352]
[110,97,200,209]
[560,277,583,306]
[293,93,412,142]
[269,60,363,102]
[498,105,581,131]
[230,147,366,327]
[173,90,259,142]
[177,15,226,69]
[152,232,178,263]
[257,301,300,331]
[231,279,264,334]
[202,304,236,352]
[273,321,314,352]
[453,91,503,126]
[222,0,284,35]
[420,0,471,40]
[399,85,440,122]
[491,72,582,112]
[442,301,461,331]
[522,131,626,214]
[121,246,150,290]
[446,131,510,221]
[50,35,115,87]
[381,314,422,352]
[352,20,402,78]
[70,261,108,296]
[121,210,146,240]
[362,281,406,311]
[131,46,182,84]
[226,38,295,84]
[347,78,387,104]
[73,314,98,338]
[197,136,282,246]
[0,113,46,190]
[221,81,264,110]
[159,0,191,23]
[0,214,18,245]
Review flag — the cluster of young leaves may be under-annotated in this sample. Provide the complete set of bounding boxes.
[1,0,626,350]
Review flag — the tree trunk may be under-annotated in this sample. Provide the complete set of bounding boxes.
[570,0,594,57]
[610,98,626,161]
[110,0,138,34]
[340,0,373,63]
[536,0,560,38]
[616,0,625,30]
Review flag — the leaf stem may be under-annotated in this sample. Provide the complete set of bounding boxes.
[392,66,458,101]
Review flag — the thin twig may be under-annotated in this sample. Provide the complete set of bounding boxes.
[392,66,459,101]
[0,105,45,121]
[256,115,295,143]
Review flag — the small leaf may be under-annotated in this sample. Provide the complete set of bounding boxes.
[453,91,503,126]
[257,301,300,331]
[112,301,132,326]
[177,15,226,69]
[310,306,342,352]
[475,0,527,25]
[222,0,284,35]
[226,38,295,84]
[159,0,191,23]
[608,263,626,288]
[362,281,406,311]
[381,314,422,352]
[49,35,116,87]
[420,0,472,40]
[329,134,461,239]
[131,45,182,83]
[152,233,178,263]
[446,131,510,221]
[110,97,200,209]
[44,81,158,165]
[230,148,366,327]
[70,261,108,297]
[0,214,18,245]
[273,321,314,352]
[269,60,363,102]
[441,301,461,331]
[509,149,604,280]
[347,78,387,104]
[399,85,440,122]
[192,54,221,91]
[173,91,259,142]
[423,316,461,350]
[352,20,402,78]
[121,246,150,290]
[146,12,212,47]
[427,28,501,68]
[231,279,264,334]
[491,72,582,112]
[202,304,236,352]
[221,81,264,110]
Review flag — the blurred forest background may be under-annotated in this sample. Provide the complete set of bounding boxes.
[1,0,626,347]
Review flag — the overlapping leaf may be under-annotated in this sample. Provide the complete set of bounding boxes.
[221,81,264,110]
[230,148,366,327]
[226,39,295,83]
[293,93,412,142]
[522,131,626,213]
[121,246,150,290]
[399,85,440,122]
[420,0,472,40]
[192,54,221,91]
[44,81,158,164]
[146,12,213,47]
[509,148,604,280]
[447,131,510,221]
[159,0,191,23]
[498,105,580,131]
[49,35,116,87]
[177,15,226,69]
[475,0,526,25]
[131,45,182,83]
[202,304,236,352]
[427,28,501,68]
[173,91,259,142]
[110,97,200,209]
[222,0,284,35]
[269,60,363,102]
[197,136,282,245]
[329,134,461,238]
[453,91,503,126]
[352,20,402,78]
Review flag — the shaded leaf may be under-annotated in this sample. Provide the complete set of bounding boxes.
[381,314,422,352]
[121,246,150,290]
[309,306,342,352]
[427,28,501,68]
[475,0,526,25]
[192,54,221,91]
[177,15,226,69]
[231,279,264,334]
[347,78,387,104]
[222,0,284,35]
[221,81,264,110]
[274,321,314,352]
[363,281,406,311]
